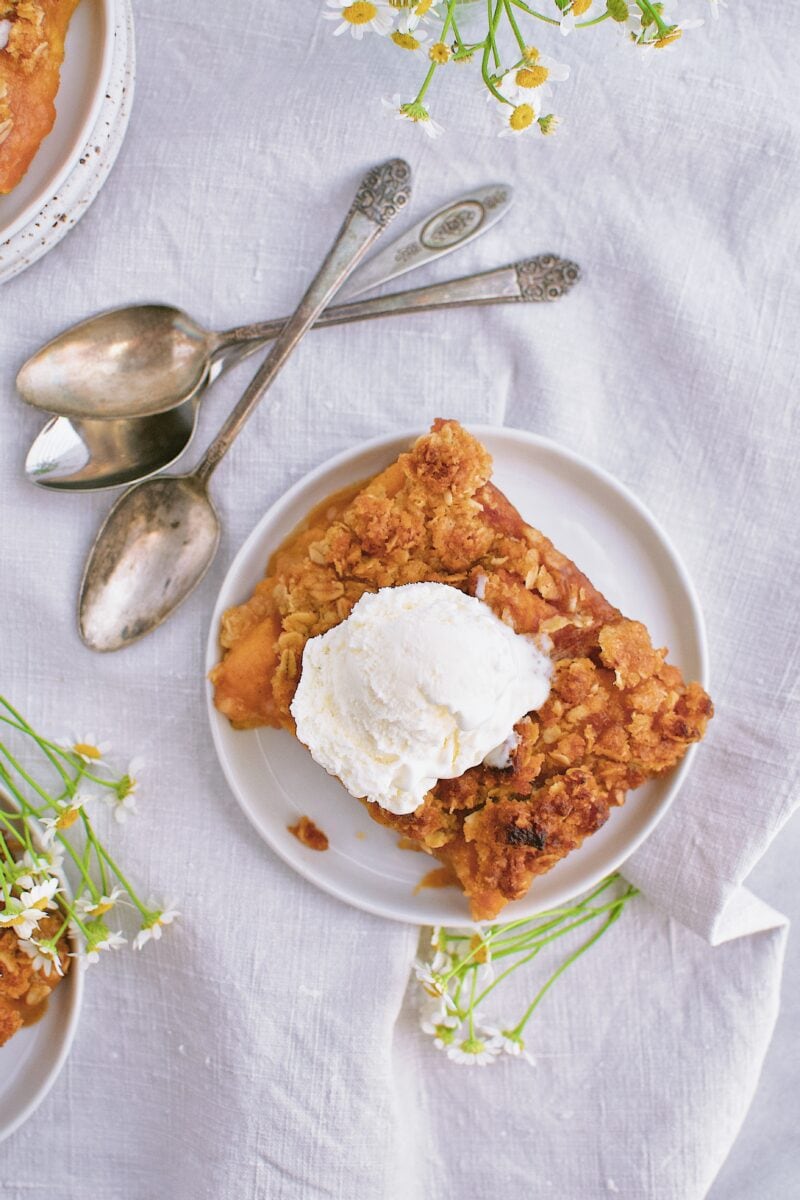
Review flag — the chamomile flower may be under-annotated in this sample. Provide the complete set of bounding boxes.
[57,733,112,764]
[75,887,125,919]
[381,94,443,138]
[476,1021,536,1064]
[420,1010,461,1049]
[19,878,60,912]
[397,0,440,33]
[412,956,448,996]
[322,0,395,39]
[18,936,65,978]
[558,0,593,37]
[40,792,94,844]
[390,27,429,51]
[446,1034,503,1066]
[538,113,560,136]
[497,102,540,138]
[84,928,126,965]
[640,17,704,56]
[19,846,64,880]
[0,899,44,940]
[499,49,570,104]
[133,902,179,950]
[106,756,143,823]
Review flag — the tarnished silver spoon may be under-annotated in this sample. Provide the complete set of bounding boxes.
[79,158,411,652]
[26,254,581,492]
[19,182,514,421]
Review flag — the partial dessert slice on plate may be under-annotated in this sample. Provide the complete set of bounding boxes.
[211,420,712,919]
[0,0,81,194]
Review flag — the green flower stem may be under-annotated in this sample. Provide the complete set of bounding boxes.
[56,830,97,895]
[512,902,626,1036]
[480,2,507,102]
[0,831,15,870]
[0,807,36,855]
[482,897,634,965]
[0,741,54,809]
[487,0,503,67]
[95,842,151,920]
[507,0,560,28]
[0,710,82,786]
[81,812,109,896]
[450,10,466,51]
[467,961,479,1037]
[502,0,527,54]
[486,889,630,951]
[0,701,75,788]
[413,61,438,104]
[575,10,612,28]
[635,0,669,36]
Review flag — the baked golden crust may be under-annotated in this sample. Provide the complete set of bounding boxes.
[211,419,713,919]
[0,1,81,195]
[0,914,70,1045]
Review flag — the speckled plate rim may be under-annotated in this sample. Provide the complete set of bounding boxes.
[0,813,84,1145]
[205,425,709,928]
[0,0,134,285]
[0,0,115,245]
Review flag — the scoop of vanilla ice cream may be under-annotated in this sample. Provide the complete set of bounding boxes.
[290,582,552,815]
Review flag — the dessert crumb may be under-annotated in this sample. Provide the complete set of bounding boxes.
[413,866,457,894]
[288,815,329,852]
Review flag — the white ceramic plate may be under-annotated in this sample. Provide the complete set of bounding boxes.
[0,0,133,284]
[206,426,709,926]
[0,852,83,1144]
[0,0,115,243]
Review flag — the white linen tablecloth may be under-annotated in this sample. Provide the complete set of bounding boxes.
[1,2,798,1196]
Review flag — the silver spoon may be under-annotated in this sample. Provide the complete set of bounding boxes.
[78,158,411,653]
[26,254,581,491]
[18,182,513,422]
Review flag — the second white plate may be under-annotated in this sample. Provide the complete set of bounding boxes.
[0,0,134,283]
[205,426,708,926]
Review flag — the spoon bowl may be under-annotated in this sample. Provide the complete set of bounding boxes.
[79,475,220,651]
[18,305,215,420]
[26,402,198,491]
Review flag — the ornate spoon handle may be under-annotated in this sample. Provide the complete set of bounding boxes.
[194,159,411,485]
[212,254,580,371]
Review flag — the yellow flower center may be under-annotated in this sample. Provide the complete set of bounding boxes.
[510,104,535,131]
[392,30,421,49]
[429,40,450,63]
[32,896,50,910]
[4,913,25,927]
[655,28,681,47]
[523,45,540,63]
[73,742,102,759]
[57,808,80,830]
[516,65,549,89]
[343,1,377,24]
[91,899,114,916]
[469,934,489,963]
[572,0,592,15]
[415,0,433,13]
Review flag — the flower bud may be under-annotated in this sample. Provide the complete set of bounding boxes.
[606,0,630,21]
